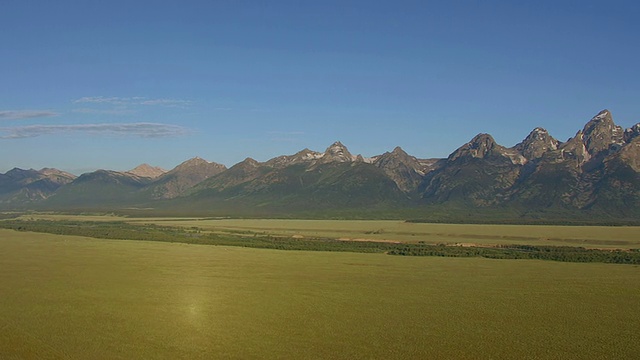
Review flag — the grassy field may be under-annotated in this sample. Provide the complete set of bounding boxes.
[1,229,639,359]
[17,214,640,249]
[120,218,640,249]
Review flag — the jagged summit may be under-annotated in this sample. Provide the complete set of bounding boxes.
[295,148,322,158]
[324,141,353,160]
[377,146,413,162]
[469,133,498,150]
[582,109,624,155]
[514,127,559,160]
[265,148,324,168]
[449,133,526,165]
[625,123,640,142]
[321,141,354,163]
[2,108,639,219]
[373,146,425,192]
[449,133,497,161]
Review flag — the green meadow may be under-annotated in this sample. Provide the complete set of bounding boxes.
[133,218,640,249]
[15,214,640,249]
[1,228,639,359]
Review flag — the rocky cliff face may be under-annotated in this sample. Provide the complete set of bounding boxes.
[373,147,428,193]
[511,110,639,211]
[420,133,524,206]
[582,110,625,156]
[318,141,355,164]
[624,124,640,142]
[416,110,640,214]
[514,128,559,160]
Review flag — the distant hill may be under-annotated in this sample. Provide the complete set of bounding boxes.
[0,168,75,207]
[41,170,152,209]
[126,164,167,179]
[144,157,227,199]
[2,109,639,222]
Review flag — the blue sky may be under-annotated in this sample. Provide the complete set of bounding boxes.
[1,1,639,174]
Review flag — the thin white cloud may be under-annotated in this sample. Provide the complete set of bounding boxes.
[0,110,59,120]
[0,123,190,139]
[72,108,134,115]
[139,99,194,107]
[72,96,145,105]
[73,96,193,107]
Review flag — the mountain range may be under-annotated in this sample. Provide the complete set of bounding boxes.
[2,110,639,222]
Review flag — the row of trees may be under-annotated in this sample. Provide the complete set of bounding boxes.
[2,219,639,264]
[388,244,640,264]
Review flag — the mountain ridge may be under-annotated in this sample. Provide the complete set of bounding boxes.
[2,109,639,221]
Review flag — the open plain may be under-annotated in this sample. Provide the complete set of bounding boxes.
[1,227,639,359]
[15,214,640,249]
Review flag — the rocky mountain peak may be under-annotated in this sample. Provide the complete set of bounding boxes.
[264,148,326,168]
[449,133,497,161]
[176,157,205,168]
[469,133,497,151]
[556,131,591,165]
[38,168,76,179]
[375,146,417,166]
[582,109,624,155]
[171,157,224,173]
[611,136,640,172]
[127,164,167,179]
[165,157,226,179]
[5,168,39,179]
[321,141,354,163]
[514,127,559,160]
[624,123,640,143]
[295,148,317,157]
[149,157,227,199]
[373,146,425,192]
[377,146,419,166]
[392,146,405,155]
[240,157,260,167]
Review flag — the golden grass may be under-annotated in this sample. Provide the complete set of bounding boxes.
[1,229,639,359]
[126,218,640,249]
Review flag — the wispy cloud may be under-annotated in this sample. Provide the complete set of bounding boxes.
[73,96,193,107]
[139,99,194,107]
[73,96,144,105]
[0,123,190,139]
[0,110,59,120]
[72,108,134,115]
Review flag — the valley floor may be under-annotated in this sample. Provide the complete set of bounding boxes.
[1,229,639,359]
[15,213,640,249]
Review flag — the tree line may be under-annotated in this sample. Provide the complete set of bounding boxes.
[1,219,639,264]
